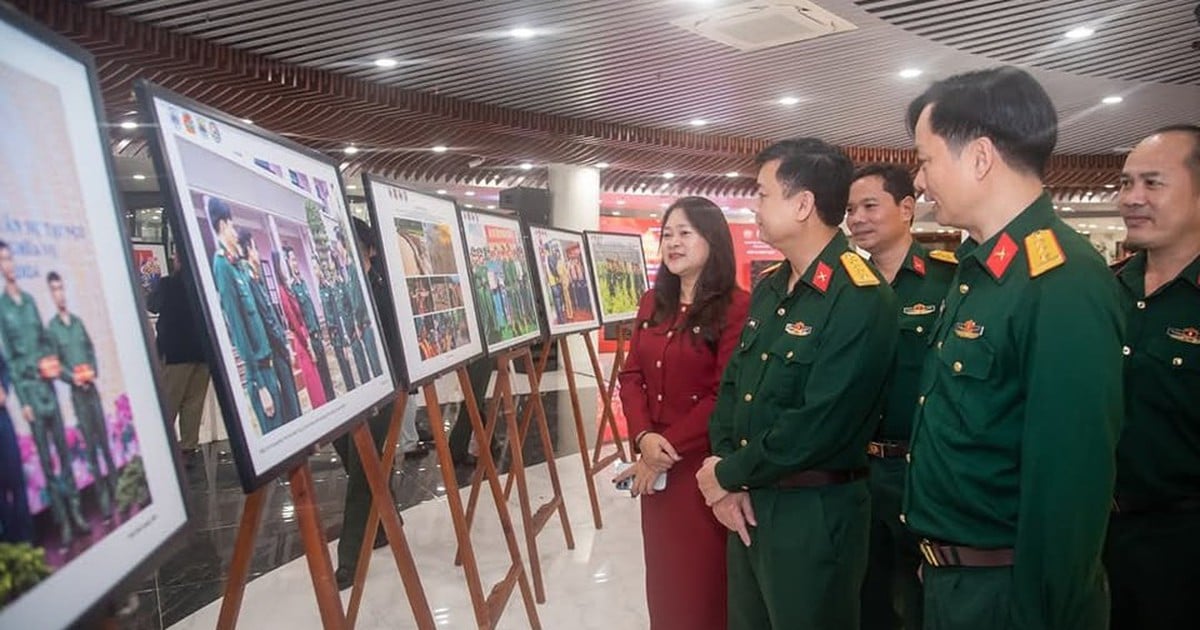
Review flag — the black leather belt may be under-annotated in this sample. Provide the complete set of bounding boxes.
[1112,495,1200,515]
[919,539,1014,568]
[867,440,909,459]
[774,467,869,489]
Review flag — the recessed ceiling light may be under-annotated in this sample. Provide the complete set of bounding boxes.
[660,202,669,208]
[898,68,922,79]
[1101,95,1123,105]
[612,210,622,216]
[914,227,926,233]
[346,184,358,190]
[343,146,360,155]
[465,203,474,208]
[596,162,610,169]
[662,172,675,179]
[241,118,254,125]
[1064,26,1095,40]
[486,205,496,210]
[520,162,533,171]
[510,27,536,39]
[374,58,399,68]
[132,174,146,181]
[1062,206,1074,212]
[689,119,707,127]
[649,213,658,218]
[436,189,447,195]
[1104,184,1116,189]
[725,171,739,178]
[120,121,138,130]
[659,183,670,190]
[721,206,730,211]
[778,96,800,106]
[432,145,448,153]
[464,191,475,196]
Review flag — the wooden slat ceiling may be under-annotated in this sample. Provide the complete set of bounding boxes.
[16,0,1195,196]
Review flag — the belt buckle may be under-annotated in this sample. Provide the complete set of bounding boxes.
[867,442,883,458]
[919,539,941,567]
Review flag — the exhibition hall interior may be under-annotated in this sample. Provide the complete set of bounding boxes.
[1,0,1197,629]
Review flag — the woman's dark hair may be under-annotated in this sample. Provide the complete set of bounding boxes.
[650,196,737,349]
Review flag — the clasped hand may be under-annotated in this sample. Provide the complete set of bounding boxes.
[613,432,680,496]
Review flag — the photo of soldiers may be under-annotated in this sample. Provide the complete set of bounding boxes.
[333,226,381,380]
[530,227,598,334]
[464,228,541,351]
[585,231,649,324]
[319,262,356,393]
[284,245,333,403]
[237,230,300,425]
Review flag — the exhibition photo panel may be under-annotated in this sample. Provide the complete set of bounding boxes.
[0,9,187,629]
[583,231,650,325]
[459,209,546,355]
[526,225,601,337]
[140,83,395,491]
[363,177,484,386]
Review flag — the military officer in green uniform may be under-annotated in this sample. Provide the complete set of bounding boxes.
[0,242,90,545]
[846,163,955,629]
[207,198,283,433]
[335,228,379,380]
[238,230,300,424]
[285,246,334,400]
[902,67,1123,630]
[45,272,117,521]
[1105,124,1200,629]
[320,262,355,391]
[331,245,370,386]
[697,138,898,629]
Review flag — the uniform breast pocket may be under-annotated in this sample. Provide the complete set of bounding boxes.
[764,338,817,402]
[937,335,998,433]
[897,316,934,367]
[736,321,760,355]
[1143,334,1200,409]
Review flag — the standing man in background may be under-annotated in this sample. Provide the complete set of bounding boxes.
[1106,124,1200,629]
[902,66,1123,629]
[147,254,210,461]
[846,163,955,629]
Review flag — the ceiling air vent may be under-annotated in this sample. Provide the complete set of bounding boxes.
[672,0,857,52]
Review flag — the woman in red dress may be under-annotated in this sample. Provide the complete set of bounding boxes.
[277,260,328,409]
[616,196,750,630]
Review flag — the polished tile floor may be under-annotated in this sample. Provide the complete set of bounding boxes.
[109,351,650,629]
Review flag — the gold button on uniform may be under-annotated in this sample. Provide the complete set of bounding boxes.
[749,320,758,328]
[953,361,963,373]
[776,307,786,316]
[937,341,943,350]
[1173,357,1184,367]
[655,360,662,368]
[786,351,794,359]
[918,395,925,405]
[916,326,924,334]
[1136,300,1146,310]
[743,393,753,402]
[899,514,907,524]
[656,394,663,401]
[667,330,674,338]
[959,284,970,295]
[760,353,769,361]
[905,453,912,463]
[740,439,748,447]
[1122,346,1131,356]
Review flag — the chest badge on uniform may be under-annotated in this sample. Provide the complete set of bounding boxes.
[953,320,984,339]
[785,321,813,337]
[911,255,926,277]
[1167,327,1200,345]
[903,303,937,316]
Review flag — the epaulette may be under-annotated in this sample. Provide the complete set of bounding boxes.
[757,261,784,278]
[840,251,880,287]
[1025,229,1066,278]
[928,250,958,265]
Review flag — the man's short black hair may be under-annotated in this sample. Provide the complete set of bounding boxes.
[852,163,916,204]
[906,66,1058,178]
[282,245,295,258]
[755,137,854,227]
[207,196,233,230]
[46,271,62,284]
[1152,124,1200,185]
[351,217,377,250]
[236,228,255,255]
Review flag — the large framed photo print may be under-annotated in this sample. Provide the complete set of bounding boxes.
[139,83,395,491]
[0,9,187,629]
[363,177,484,386]
[459,210,545,354]
[527,226,600,336]
[583,231,649,324]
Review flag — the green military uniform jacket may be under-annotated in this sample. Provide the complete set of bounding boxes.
[344,264,369,328]
[47,313,97,387]
[320,282,346,348]
[241,263,288,357]
[879,243,956,441]
[903,194,1123,628]
[212,247,272,365]
[711,231,898,488]
[0,290,58,416]
[1114,252,1200,505]
[292,279,321,336]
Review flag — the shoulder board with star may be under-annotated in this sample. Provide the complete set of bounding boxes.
[1025,229,1066,277]
[928,250,958,265]
[757,261,784,278]
[840,251,880,287]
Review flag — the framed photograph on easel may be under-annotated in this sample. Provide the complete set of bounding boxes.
[0,7,188,628]
[583,231,650,325]
[526,225,601,337]
[459,209,546,354]
[138,82,396,492]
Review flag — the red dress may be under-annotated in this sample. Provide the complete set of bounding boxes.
[619,288,750,630]
[279,285,327,409]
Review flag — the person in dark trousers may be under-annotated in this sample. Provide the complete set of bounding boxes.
[147,254,211,459]
[0,350,33,543]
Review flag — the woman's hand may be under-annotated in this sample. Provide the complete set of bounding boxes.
[637,432,682,472]
[614,459,665,497]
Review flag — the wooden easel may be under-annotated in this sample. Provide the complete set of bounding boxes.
[215,416,434,630]
[583,323,635,476]
[420,367,542,629]
[457,346,574,604]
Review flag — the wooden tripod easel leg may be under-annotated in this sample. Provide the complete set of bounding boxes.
[560,335,604,529]
[517,347,575,551]
[455,372,505,567]
[344,392,435,629]
[584,327,631,475]
[289,464,349,630]
[216,486,268,629]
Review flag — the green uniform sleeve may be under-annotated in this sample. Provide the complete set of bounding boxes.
[716,286,897,489]
[83,322,97,378]
[1010,272,1122,629]
[709,321,747,459]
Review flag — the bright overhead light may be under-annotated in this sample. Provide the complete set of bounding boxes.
[119,121,138,130]
[431,145,448,153]
[132,174,147,181]
[1064,26,1095,40]
[1101,95,1123,105]
[346,184,358,190]
[689,119,707,127]
[436,189,447,195]
[1062,206,1074,212]
[725,171,739,178]
[596,162,610,169]
[898,68,923,79]
[520,162,533,171]
[510,27,536,39]
[1104,184,1116,189]
[465,203,474,208]
[612,210,622,216]
[464,190,475,196]
[660,202,669,208]
[914,227,926,233]
[649,213,658,218]
[486,205,496,210]
[660,183,670,190]
[374,57,399,68]
[343,146,360,155]
[662,172,675,179]
[241,118,254,125]
[778,96,800,106]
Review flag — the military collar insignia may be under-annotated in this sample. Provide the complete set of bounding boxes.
[985,233,1018,280]
[911,255,926,277]
[1167,327,1200,345]
[903,303,937,316]
[840,252,880,287]
[809,261,833,293]
[785,321,813,337]
[1025,229,1066,278]
[953,320,984,339]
